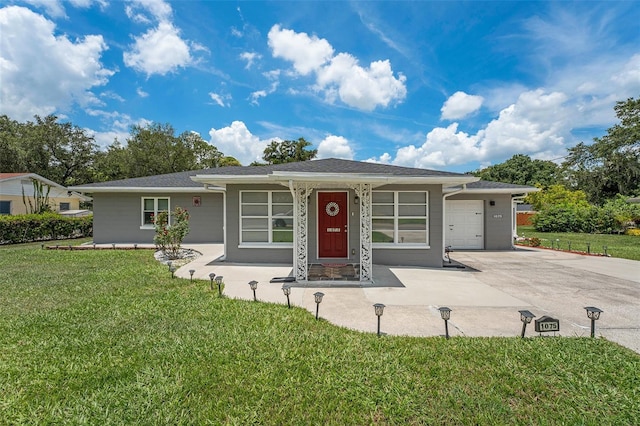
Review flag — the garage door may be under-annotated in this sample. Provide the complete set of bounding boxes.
[445,200,484,249]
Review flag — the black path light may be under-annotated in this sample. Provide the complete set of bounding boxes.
[167,261,173,271]
[215,275,224,296]
[282,284,291,308]
[518,310,536,338]
[585,306,603,338]
[438,307,452,339]
[209,273,216,291]
[249,280,258,301]
[189,269,195,281]
[169,265,176,278]
[373,303,385,337]
[314,292,325,320]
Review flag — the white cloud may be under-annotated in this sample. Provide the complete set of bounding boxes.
[268,25,334,75]
[208,121,270,165]
[0,6,113,121]
[440,91,484,120]
[317,135,354,160]
[136,87,149,98]
[240,51,261,69]
[385,89,571,169]
[125,0,172,24]
[123,21,192,76]
[268,25,407,111]
[209,92,230,107]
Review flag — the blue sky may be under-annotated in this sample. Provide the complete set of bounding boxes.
[1,1,638,172]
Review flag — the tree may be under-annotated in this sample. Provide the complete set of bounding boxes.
[0,115,98,186]
[261,137,317,164]
[472,154,562,187]
[563,97,640,204]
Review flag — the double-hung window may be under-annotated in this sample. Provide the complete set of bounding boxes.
[372,191,429,246]
[240,191,293,245]
[141,197,169,228]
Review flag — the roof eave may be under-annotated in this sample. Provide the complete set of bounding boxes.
[68,186,221,193]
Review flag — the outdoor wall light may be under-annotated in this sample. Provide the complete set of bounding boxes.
[189,269,195,281]
[249,280,258,301]
[585,306,603,338]
[373,303,385,337]
[282,284,291,308]
[354,195,359,204]
[518,310,536,338]
[209,272,216,291]
[438,307,452,339]
[215,275,224,297]
[169,265,176,278]
[314,292,325,320]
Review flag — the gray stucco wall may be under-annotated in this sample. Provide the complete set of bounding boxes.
[446,193,513,250]
[225,183,444,268]
[370,184,444,268]
[93,192,224,244]
[225,184,293,263]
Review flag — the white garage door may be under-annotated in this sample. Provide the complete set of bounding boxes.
[445,200,484,249]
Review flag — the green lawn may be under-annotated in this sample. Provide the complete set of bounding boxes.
[1,241,639,424]
[517,226,640,261]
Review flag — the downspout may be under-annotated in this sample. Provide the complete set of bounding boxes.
[442,184,466,261]
[511,195,527,249]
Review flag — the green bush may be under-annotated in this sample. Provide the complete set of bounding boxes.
[0,213,92,244]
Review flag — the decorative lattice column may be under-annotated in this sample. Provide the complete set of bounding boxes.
[356,183,372,281]
[293,183,311,281]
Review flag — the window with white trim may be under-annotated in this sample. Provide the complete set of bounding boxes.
[240,191,293,244]
[372,191,428,245]
[141,197,169,227]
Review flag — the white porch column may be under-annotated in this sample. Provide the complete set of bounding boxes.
[356,183,372,281]
[293,183,311,281]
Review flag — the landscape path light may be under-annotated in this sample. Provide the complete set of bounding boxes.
[585,306,603,338]
[189,269,195,281]
[518,310,535,338]
[209,273,216,291]
[438,307,452,339]
[373,303,385,337]
[282,284,291,308]
[167,261,173,271]
[249,280,258,301]
[215,275,224,296]
[314,292,325,320]
[169,265,176,278]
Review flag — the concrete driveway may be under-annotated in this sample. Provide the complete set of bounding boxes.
[179,245,640,353]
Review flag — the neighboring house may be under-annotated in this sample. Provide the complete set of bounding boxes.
[70,158,537,281]
[0,173,91,215]
[516,203,536,226]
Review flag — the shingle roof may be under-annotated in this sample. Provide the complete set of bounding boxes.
[464,181,536,190]
[71,158,471,189]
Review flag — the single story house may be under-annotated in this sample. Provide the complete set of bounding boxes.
[0,173,91,215]
[70,158,537,282]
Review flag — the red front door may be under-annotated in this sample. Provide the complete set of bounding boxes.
[318,192,348,258]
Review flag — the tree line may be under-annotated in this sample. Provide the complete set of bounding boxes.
[471,97,639,205]
[0,115,316,186]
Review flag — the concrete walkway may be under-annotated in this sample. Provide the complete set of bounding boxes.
[176,244,640,353]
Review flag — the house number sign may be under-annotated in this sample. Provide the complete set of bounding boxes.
[325,202,339,216]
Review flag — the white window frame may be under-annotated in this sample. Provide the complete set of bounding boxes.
[140,197,170,229]
[372,191,429,248]
[239,190,293,248]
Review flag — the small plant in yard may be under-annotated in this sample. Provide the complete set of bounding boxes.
[153,207,190,259]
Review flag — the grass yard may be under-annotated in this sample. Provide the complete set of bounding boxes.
[517,226,640,261]
[1,241,639,424]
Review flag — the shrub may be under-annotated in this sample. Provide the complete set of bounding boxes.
[626,228,640,236]
[153,207,190,259]
[0,213,93,244]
